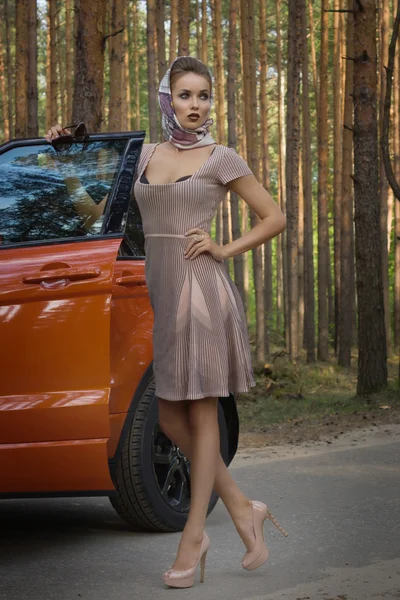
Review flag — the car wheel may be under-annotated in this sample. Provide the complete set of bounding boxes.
[110,377,230,532]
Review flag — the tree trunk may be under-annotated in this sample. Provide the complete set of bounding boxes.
[146,0,158,141]
[333,0,343,355]
[178,0,190,56]
[276,0,286,339]
[4,0,13,138]
[379,0,391,356]
[132,0,140,129]
[49,0,58,126]
[27,0,38,137]
[0,4,10,139]
[259,0,271,357]
[72,0,106,132]
[227,0,245,309]
[394,32,400,348]
[241,0,264,363]
[108,0,125,131]
[56,0,66,125]
[338,2,355,368]
[169,0,178,62]
[285,0,302,360]
[317,0,330,361]
[307,0,319,107]
[123,3,130,130]
[201,0,208,63]
[15,0,29,138]
[353,0,387,394]
[66,0,73,123]
[302,0,315,363]
[156,0,167,82]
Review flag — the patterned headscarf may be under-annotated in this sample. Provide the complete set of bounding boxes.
[158,56,216,150]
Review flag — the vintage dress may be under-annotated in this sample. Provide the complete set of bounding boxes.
[133,143,257,400]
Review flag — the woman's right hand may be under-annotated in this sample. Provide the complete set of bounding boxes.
[45,123,72,143]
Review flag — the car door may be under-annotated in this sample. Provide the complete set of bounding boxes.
[0,132,144,494]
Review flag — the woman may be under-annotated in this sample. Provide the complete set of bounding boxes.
[46,56,287,589]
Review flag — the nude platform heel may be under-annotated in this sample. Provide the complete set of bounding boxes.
[242,501,288,571]
[162,531,210,588]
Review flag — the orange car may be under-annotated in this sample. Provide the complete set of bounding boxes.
[0,129,239,532]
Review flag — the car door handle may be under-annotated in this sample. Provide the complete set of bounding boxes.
[22,267,101,284]
[116,275,146,286]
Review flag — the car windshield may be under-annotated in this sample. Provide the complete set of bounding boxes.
[0,139,126,246]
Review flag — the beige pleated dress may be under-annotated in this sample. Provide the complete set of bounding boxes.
[133,143,257,401]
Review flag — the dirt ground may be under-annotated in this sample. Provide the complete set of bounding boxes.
[238,405,400,450]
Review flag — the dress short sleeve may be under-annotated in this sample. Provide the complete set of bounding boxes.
[217,147,253,185]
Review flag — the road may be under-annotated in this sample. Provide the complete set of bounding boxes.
[1,427,399,600]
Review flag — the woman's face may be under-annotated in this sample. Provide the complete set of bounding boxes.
[170,72,212,130]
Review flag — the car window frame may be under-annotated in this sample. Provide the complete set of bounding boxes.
[0,131,146,253]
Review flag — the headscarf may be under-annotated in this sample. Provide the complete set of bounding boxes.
[158,56,216,150]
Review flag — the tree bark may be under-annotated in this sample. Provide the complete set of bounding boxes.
[170,0,178,62]
[276,0,286,339]
[56,0,66,125]
[302,0,315,363]
[178,0,190,56]
[285,0,303,360]
[353,0,387,394]
[307,0,319,107]
[201,0,208,63]
[394,26,400,348]
[108,0,125,131]
[259,0,271,357]
[241,0,264,362]
[317,0,330,361]
[49,0,58,126]
[227,0,245,309]
[333,0,343,354]
[338,2,355,368]
[15,0,29,138]
[4,0,13,138]
[156,0,167,82]
[72,0,106,132]
[146,0,158,141]
[379,0,392,356]
[66,0,73,123]
[0,4,10,139]
[132,0,140,129]
[27,0,38,137]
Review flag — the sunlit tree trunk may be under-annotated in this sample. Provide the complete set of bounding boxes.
[178,0,190,56]
[333,0,343,354]
[65,0,73,123]
[0,18,9,140]
[108,0,125,131]
[27,0,38,137]
[15,0,29,138]
[338,2,355,368]
[49,0,58,126]
[201,0,207,63]
[379,0,391,356]
[394,38,400,348]
[169,0,178,62]
[286,0,303,360]
[302,0,315,363]
[353,0,387,394]
[259,0,271,357]
[227,0,245,308]
[72,0,106,132]
[56,0,66,125]
[307,0,319,107]
[132,0,140,129]
[241,0,264,362]
[4,0,13,138]
[317,0,330,361]
[156,0,167,81]
[146,0,158,141]
[276,0,286,338]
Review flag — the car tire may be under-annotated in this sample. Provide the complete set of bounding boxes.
[109,377,230,532]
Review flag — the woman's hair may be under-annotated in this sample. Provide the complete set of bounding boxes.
[170,57,212,94]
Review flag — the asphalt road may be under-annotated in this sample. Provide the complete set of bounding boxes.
[1,432,400,600]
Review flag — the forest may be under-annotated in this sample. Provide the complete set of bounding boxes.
[0,0,399,399]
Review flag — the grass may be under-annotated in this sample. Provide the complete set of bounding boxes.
[236,351,400,431]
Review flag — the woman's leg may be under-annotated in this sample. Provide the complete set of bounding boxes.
[158,398,256,557]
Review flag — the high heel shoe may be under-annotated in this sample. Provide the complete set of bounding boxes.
[162,531,210,588]
[242,501,288,571]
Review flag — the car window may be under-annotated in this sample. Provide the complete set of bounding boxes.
[0,140,126,246]
[123,195,146,257]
